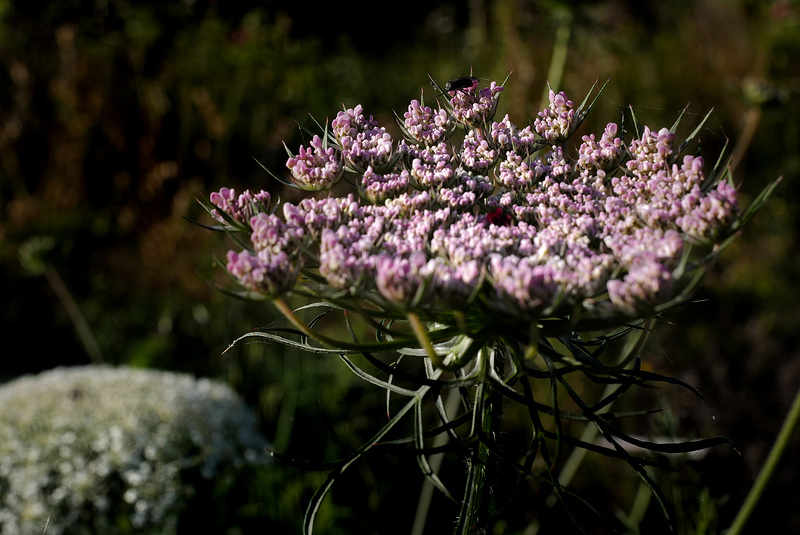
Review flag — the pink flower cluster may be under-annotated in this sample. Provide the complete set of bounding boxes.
[209,79,742,319]
[285,135,343,191]
[534,88,576,142]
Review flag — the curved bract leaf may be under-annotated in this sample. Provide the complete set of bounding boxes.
[338,354,419,397]
[224,328,424,356]
[414,396,459,503]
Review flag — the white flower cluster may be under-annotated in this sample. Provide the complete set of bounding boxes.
[0,366,270,535]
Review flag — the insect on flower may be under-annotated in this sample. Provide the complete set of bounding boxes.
[432,76,480,97]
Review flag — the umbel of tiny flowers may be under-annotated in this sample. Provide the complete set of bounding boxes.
[282,125,345,190]
[207,87,757,333]
[199,75,779,534]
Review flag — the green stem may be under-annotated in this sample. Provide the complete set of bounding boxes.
[411,389,463,535]
[44,266,104,363]
[627,481,653,531]
[271,297,338,344]
[262,297,457,356]
[539,8,572,109]
[460,394,491,534]
[408,311,442,368]
[725,382,800,535]
[457,347,494,534]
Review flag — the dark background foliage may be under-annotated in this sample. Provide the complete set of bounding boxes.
[1,0,798,533]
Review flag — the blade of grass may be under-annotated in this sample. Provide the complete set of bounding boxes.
[725,382,800,535]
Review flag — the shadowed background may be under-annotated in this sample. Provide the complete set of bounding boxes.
[1,0,798,533]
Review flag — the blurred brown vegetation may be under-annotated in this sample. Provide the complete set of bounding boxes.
[1,0,798,533]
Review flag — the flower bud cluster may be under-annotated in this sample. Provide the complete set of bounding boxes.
[461,129,499,174]
[286,134,343,191]
[209,79,743,321]
[449,82,504,128]
[209,187,271,224]
[534,88,576,142]
[403,100,451,146]
[332,104,396,172]
[491,114,538,154]
[362,167,410,204]
[577,123,624,172]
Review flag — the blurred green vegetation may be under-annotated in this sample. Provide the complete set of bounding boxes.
[1,0,798,533]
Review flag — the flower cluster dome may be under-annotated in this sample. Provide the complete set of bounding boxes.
[209,78,742,326]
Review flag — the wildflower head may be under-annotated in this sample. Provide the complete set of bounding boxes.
[401,100,452,146]
[534,86,577,143]
[449,81,504,128]
[333,105,398,173]
[360,166,411,204]
[209,188,271,226]
[403,142,458,195]
[577,123,624,172]
[226,249,298,298]
[374,251,430,306]
[607,256,674,316]
[286,134,344,191]
[198,74,777,535]
[206,77,756,331]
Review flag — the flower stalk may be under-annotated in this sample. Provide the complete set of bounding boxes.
[456,346,496,534]
[407,311,442,368]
